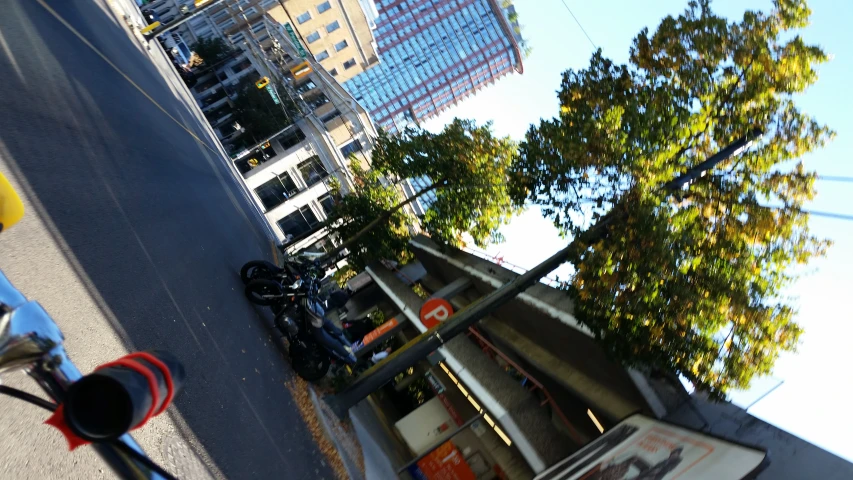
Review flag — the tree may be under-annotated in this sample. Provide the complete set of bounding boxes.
[230,77,301,148]
[321,119,518,270]
[324,164,416,272]
[189,38,235,67]
[509,0,832,398]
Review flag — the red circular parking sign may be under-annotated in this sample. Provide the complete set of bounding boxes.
[420,298,454,329]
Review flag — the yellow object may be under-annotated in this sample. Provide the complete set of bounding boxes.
[255,77,270,89]
[290,62,312,80]
[194,0,211,6]
[140,21,161,34]
[0,172,24,232]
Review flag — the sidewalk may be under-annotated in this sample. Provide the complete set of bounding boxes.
[310,388,367,480]
[350,397,412,479]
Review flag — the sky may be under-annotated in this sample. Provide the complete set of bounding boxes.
[422,0,853,462]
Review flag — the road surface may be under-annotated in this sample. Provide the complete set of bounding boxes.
[0,1,332,478]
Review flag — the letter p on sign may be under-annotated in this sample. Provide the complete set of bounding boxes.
[420,298,453,329]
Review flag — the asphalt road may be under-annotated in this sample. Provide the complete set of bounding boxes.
[0,1,333,478]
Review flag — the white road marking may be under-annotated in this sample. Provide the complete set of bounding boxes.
[0,27,25,82]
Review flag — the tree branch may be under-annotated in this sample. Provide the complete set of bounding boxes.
[316,179,449,265]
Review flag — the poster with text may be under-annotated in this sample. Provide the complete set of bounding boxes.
[535,414,767,480]
[416,440,477,480]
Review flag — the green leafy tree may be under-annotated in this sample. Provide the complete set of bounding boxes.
[324,164,416,272]
[189,38,235,67]
[320,119,518,269]
[509,0,832,397]
[230,77,300,148]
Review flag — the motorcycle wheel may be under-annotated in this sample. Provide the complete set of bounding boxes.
[240,260,281,285]
[244,279,283,306]
[290,341,330,382]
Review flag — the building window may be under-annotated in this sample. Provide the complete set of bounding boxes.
[318,194,336,215]
[320,109,341,123]
[254,173,299,211]
[334,40,348,52]
[297,156,329,187]
[326,20,340,33]
[315,50,330,61]
[211,10,230,21]
[296,11,312,24]
[278,206,320,241]
[340,140,362,158]
[343,58,356,69]
[277,127,306,150]
[329,68,338,76]
[295,80,317,94]
[304,236,334,253]
[231,59,252,73]
[217,18,237,30]
[306,31,321,43]
[308,93,330,110]
[317,1,332,13]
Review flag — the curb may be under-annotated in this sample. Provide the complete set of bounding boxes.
[309,387,365,480]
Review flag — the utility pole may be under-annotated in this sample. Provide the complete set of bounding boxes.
[325,129,764,417]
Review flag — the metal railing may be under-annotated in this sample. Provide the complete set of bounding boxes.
[374,260,585,445]
[458,246,567,289]
[466,326,584,445]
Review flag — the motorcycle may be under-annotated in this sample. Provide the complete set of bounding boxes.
[241,254,352,382]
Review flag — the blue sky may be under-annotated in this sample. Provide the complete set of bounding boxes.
[423,0,853,462]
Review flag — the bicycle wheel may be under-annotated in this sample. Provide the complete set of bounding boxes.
[244,279,284,306]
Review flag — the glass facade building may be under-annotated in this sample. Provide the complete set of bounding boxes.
[344,0,524,132]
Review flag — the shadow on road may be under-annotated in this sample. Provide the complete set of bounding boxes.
[0,1,331,478]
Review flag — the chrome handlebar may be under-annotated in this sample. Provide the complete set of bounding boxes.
[0,271,164,479]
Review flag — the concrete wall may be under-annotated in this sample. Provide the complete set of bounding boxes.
[665,396,853,480]
[410,237,659,422]
[365,263,577,474]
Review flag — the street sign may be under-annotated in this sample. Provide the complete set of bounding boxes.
[283,23,308,58]
[264,85,280,104]
[416,441,476,480]
[424,371,445,395]
[420,298,453,329]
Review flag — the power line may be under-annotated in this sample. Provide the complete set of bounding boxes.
[557,0,597,50]
[818,175,853,183]
[767,205,853,222]
[806,209,853,222]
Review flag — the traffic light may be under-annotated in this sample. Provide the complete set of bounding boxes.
[255,77,270,89]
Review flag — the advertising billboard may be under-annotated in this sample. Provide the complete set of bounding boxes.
[535,414,768,480]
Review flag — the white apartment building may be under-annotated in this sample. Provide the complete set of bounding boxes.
[236,108,374,251]
[143,0,380,250]
[228,26,378,251]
